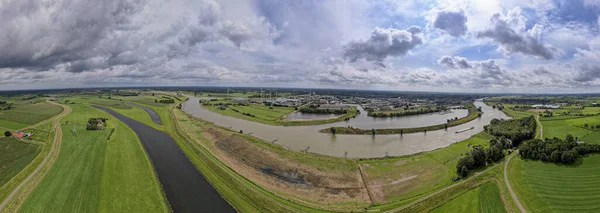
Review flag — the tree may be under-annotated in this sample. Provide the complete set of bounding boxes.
[4,131,11,137]
[471,146,487,167]
[371,128,376,135]
[330,127,337,135]
[565,134,575,143]
[561,150,578,164]
[460,166,468,177]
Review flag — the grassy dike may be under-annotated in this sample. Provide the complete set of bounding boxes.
[321,103,480,135]
[0,101,69,213]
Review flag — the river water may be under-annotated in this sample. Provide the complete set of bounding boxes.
[182,96,509,158]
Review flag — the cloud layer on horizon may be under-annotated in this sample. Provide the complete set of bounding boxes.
[0,0,600,93]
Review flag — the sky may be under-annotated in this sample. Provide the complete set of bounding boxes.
[1,0,600,93]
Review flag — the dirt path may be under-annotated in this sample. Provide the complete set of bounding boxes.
[504,153,526,213]
[535,115,543,139]
[382,158,505,213]
[0,101,71,212]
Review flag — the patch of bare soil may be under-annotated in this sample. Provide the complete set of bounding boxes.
[364,165,443,203]
[203,127,370,210]
[394,160,408,166]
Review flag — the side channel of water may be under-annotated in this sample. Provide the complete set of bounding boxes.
[94,106,235,213]
[182,96,509,158]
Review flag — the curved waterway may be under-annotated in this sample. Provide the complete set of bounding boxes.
[128,102,163,125]
[182,96,509,158]
[94,106,235,213]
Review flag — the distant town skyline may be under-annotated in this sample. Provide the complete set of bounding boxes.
[1,0,600,93]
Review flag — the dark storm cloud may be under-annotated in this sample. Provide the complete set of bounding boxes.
[574,65,600,82]
[477,14,555,60]
[0,0,145,72]
[343,26,423,64]
[434,10,468,37]
[437,56,473,69]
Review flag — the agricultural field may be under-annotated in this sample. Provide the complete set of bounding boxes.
[0,101,63,129]
[541,116,600,140]
[19,103,168,213]
[0,137,41,188]
[360,132,495,204]
[429,182,506,213]
[509,154,600,213]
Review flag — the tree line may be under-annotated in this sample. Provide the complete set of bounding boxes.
[456,115,536,178]
[299,105,348,114]
[519,135,600,164]
[367,107,441,117]
[456,137,512,177]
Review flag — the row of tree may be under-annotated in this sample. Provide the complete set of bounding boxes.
[368,107,440,117]
[519,135,600,164]
[456,137,512,177]
[484,115,536,146]
[299,105,348,114]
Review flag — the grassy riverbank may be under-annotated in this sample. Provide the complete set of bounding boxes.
[202,101,359,126]
[17,100,168,213]
[321,103,479,135]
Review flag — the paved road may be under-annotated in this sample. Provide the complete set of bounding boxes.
[504,153,526,213]
[0,101,71,211]
[95,106,234,213]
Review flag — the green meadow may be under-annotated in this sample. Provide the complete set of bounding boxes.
[429,182,506,213]
[0,101,63,128]
[509,154,600,213]
[360,132,496,204]
[541,116,600,140]
[18,103,168,213]
[0,137,41,188]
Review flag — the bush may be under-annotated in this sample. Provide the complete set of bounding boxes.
[4,131,11,137]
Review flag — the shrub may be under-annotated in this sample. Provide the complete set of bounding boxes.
[4,131,11,137]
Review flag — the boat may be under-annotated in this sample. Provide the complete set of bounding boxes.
[456,127,475,133]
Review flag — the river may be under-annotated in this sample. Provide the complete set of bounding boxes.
[95,106,235,213]
[182,96,509,158]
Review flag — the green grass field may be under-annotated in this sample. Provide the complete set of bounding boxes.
[429,182,506,213]
[19,103,168,213]
[18,125,109,213]
[0,137,41,188]
[509,154,600,213]
[0,102,63,126]
[541,116,600,140]
[0,119,28,130]
[360,132,495,203]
